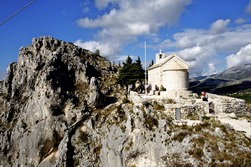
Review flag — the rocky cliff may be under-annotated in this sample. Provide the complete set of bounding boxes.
[0,37,250,167]
[0,36,119,166]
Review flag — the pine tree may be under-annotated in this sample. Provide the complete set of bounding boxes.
[117,56,145,86]
[135,56,141,66]
[94,49,100,56]
[133,56,145,82]
[123,55,132,65]
[148,59,154,68]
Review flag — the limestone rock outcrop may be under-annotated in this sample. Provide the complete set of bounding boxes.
[0,36,250,167]
[0,36,118,166]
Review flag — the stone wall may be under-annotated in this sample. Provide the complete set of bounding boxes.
[207,93,246,115]
[129,91,247,119]
[160,90,192,99]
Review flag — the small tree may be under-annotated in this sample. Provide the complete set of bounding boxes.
[94,49,100,56]
[124,55,132,65]
[135,56,142,66]
[133,56,145,82]
[117,56,145,87]
[148,59,154,68]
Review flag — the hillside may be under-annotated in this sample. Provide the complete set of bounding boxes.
[0,36,250,167]
[190,64,251,95]
[215,64,251,80]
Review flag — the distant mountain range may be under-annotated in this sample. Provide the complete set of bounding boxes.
[190,64,251,94]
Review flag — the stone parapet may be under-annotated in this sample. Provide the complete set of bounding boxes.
[160,90,192,99]
[207,93,246,115]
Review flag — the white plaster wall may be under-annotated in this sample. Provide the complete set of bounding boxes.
[148,67,161,90]
[163,70,188,91]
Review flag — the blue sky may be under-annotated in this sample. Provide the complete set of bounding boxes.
[1,0,251,80]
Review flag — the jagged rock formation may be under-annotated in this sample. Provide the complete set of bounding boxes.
[0,36,119,166]
[0,36,250,167]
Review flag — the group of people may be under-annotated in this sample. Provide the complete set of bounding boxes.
[127,81,209,101]
[127,80,151,95]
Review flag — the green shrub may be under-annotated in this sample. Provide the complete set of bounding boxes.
[122,98,130,103]
[194,125,202,132]
[144,115,159,130]
[193,148,204,159]
[165,99,175,104]
[94,144,102,155]
[192,136,205,147]
[229,92,251,104]
[173,131,189,142]
[201,115,210,121]
[125,139,134,151]
[153,101,165,111]
[187,111,200,120]
[78,130,89,142]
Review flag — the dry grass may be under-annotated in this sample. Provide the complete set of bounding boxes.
[152,101,165,111]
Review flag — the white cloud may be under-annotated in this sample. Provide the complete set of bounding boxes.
[77,0,191,30]
[206,63,217,75]
[75,1,251,76]
[156,39,175,50]
[173,29,212,49]
[76,0,192,58]
[176,46,215,75]
[74,40,121,57]
[94,0,119,9]
[160,20,251,75]
[226,44,251,68]
[210,19,230,34]
[175,35,194,49]
[80,0,91,13]
[235,18,247,24]
[82,6,89,13]
[245,0,251,14]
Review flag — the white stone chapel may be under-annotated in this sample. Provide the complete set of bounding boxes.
[148,51,192,98]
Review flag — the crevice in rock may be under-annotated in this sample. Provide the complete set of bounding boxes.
[56,108,91,167]
[86,62,101,82]
[50,104,64,116]
[4,63,16,94]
